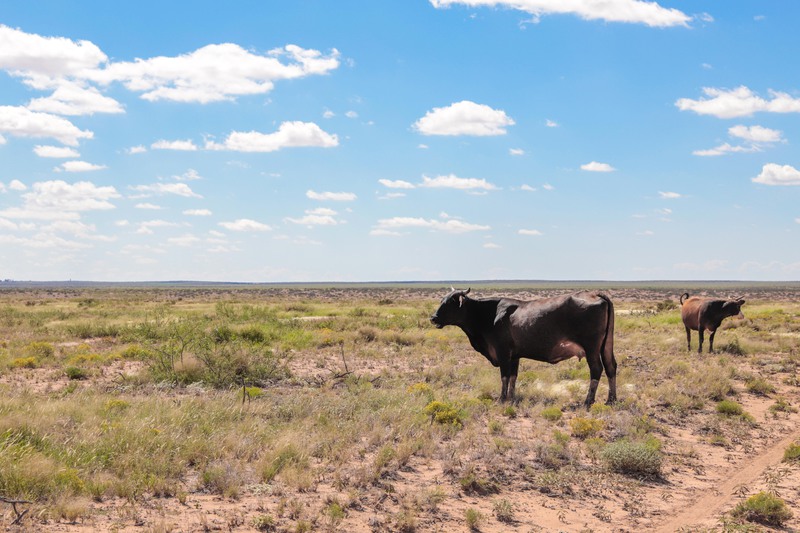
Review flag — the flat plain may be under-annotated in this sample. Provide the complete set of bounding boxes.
[1,282,800,532]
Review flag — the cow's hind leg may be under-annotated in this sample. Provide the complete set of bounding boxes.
[602,348,617,405]
[685,325,692,351]
[697,328,705,353]
[499,359,520,402]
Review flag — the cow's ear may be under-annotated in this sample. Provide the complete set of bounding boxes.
[737,299,746,305]
[494,302,518,326]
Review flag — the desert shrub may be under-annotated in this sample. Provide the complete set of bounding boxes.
[745,377,776,396]
[570,417,604,439]
[783,442,800,463]
[730,492,792,526]
[25,341,54,359]
[10,357,37,369]
[423,400,464,427]
[465,508,483,530]
[65,366,88,380]
[719,337,746,355]
[493,498,515,523]
[502,405,517,418]
[535,430,573,469]
[602,440,662,478]
[716,400,744,416]
[252,514,277,532]
[261,444,307,483]
[541,406,563,422]
[655,300,677,313]
[459,468,499,495]
[769,397,797,414]
[67,322,122,339]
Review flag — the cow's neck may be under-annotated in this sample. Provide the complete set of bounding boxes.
[456,298,500,364]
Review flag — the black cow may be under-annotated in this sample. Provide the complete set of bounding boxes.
[430,288,617,408]
[680,293,745,353]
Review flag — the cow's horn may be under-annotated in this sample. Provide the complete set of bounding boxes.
[464,288,470,295]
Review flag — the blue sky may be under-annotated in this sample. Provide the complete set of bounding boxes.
[1,1,799,282]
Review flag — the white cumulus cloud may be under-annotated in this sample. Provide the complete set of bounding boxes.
[306,190,357,201]
[413,100,514,136]
[676,86,800,119]
[581,161,616,172]
[0,105,93,146]
[429,0,692,27]
[752,163,800,186]
[34,145,80,158]
[57,160,107,172]
[219,219,272,232]
[419,174,498,190]
[151,139,198,151]
[518,229,543,236]
[130,183,202,198]
[658,191,683,199]
[206,121,338,152]
[379,179,416,189]
[372,216,489,234]
[91,43,340,104]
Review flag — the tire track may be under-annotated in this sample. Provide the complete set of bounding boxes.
[655,428,800,532]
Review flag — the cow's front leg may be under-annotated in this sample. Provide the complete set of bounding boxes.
[708,329,717,353]
[499,359,520,402]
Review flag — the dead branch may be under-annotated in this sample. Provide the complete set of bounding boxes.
[1,496,32,525]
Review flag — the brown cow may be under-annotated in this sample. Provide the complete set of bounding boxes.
[679,293,745,353]
[430,288,617,408]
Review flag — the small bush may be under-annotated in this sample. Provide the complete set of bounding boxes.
[746,377,776,396]
[465,508,483,531]
[502,405,517,418]
[769,397,797,414]
[719,337,745,355]
[65,366,88,380]
[252,514,276,532]
[459,469,499,495]
[716,400,744,416]
[11,357,37,369]
[493,498,514,523]
[783,442,800,463]
[730,492,792,527]
[25,341,54,359]
[423,400,464,427]
[602,440,662,478]
[570,417,605,439]
[541,406,563,422]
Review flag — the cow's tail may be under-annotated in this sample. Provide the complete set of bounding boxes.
[598,293,617,401]
[680,292,690,305]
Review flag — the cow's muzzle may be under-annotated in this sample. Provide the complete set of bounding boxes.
[430,315,444,329]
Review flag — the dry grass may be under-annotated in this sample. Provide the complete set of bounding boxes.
[1,284,800,530]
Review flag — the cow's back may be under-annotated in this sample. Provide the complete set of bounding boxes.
[507,292,610,356]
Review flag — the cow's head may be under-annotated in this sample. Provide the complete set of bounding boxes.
[723,297,746,319]
[430,288,470,328]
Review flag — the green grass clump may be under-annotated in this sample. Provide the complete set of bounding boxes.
[783,442,800,463]
[745,377,776,396]
[65,366,88,380]
[716,399,744,416]
[730,492,793,527]
[541,406,563,422]
[465,508,483,531]
[601,440,662,478]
